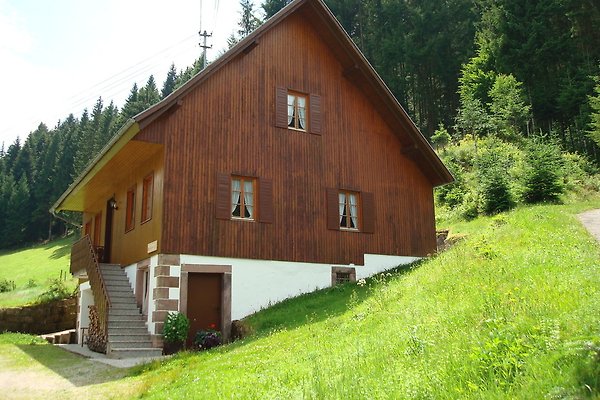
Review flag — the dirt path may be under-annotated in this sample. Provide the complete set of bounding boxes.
[579,209,600,243]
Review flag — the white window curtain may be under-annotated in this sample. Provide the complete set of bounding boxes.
[243,180,254,218]
[297,96,306,129]
[287,95,295,125]
[349,193,358,228]
[338,193,346,224]
[231,179,241,214]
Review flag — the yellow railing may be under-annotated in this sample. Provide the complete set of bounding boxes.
[71,235,110,351]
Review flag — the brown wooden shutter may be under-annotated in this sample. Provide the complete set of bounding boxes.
[326,188,339,230]
[309,94,321,135]
[361,192,375,234]
[216,173,231,220]
[258,178,273,224]
[275,87,288,128]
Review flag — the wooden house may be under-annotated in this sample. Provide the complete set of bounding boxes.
[51,0,452,356]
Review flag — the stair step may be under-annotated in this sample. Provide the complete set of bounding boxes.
[109,309,144,317]
[108,329,152,337]
[109,313,146,321]
[105,286,134,294]
[110,297,137,304]
[108,348,163,359]
[110,302,139,310]
[108,318,146,330]
[110,340,154,349]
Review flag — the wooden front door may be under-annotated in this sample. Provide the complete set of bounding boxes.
[186,273,222,347]
[103,198,115,263]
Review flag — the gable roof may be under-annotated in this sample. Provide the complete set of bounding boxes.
[52,0,452,214]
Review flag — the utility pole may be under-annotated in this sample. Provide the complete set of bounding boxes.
[199,30,212,70]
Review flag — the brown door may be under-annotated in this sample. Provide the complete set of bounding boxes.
[186,273,222,347]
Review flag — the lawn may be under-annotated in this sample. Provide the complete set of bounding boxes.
[0,236,77,308]
[126,200,599,399]
[1,201,598,399]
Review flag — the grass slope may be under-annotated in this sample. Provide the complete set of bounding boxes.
[0,236,76,308]
[123,201,600,399]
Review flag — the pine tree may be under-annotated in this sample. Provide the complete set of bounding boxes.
[262,0,291,18]
[238,0,262,38]
[161,63,177,99]
[587,77,600,147]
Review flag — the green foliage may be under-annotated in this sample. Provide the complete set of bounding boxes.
[588,76,600,147]
[262,0,291,18]
[194,328,222,350]
[0,279,16,293]
[163,312,190,344]
[431,123,451,151]
[522,137,564,204]
[488,74,531,140]
[35,278,73,304]
[475,143,515,215]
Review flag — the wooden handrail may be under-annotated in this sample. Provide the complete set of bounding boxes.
[71,235,110,351]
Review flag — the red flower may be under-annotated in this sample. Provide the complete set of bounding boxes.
[209,323,217,329]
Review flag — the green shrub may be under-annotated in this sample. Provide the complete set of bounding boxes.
[475,143,515,215]
[35,278,72,304]
[0,278,16,293]
[25,279,37,288]
[163,312,190,344]
[522,137,564,203]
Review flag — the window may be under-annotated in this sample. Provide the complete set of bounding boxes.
[125,187,136,232]
[287,93,307,131]
[93,213,102,246]
[338,191,359,230]
[326,188,375,233]
[141,173,153,223]
[275,87,321,134]
[231,177,255,220]
[84,221,91,238]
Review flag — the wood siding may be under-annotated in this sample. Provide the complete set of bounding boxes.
[139,12,436,265]
[81,142,164,266]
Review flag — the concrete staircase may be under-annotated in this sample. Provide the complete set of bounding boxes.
[99,264,162,359]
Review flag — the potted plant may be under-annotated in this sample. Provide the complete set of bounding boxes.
[162,311,190,355]
[194,323,222,351]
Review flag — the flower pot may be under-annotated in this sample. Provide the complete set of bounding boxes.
[163,341,184,355]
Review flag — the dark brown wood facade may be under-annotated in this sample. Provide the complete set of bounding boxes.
[55,0,451,268]
[135,11,437,266]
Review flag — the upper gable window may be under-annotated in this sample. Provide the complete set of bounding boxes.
[231,176,255,220]
[276,87,321,135]
[287,92,307,131]
[125,187,136,232]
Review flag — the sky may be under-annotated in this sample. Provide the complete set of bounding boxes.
[0,0,251,148]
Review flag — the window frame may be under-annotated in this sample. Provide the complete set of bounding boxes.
[287,91,308,132]
[125,186,136,232]
[331,267,356,286]
[93,212,102,246]
[141,173,154,224]
[230,176,257,221]
[338,190,360,231]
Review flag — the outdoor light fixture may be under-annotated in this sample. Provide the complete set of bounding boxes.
[109,198,118,210]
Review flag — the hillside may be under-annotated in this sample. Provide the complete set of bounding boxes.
[0,236,76,308]
[117,201,598,399]
[0,202,598,399]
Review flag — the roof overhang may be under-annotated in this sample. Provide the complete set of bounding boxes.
[51,119,140,213]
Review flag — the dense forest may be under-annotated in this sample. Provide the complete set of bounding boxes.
[0,0,599,248]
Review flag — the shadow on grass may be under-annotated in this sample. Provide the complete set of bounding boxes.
[244,261,424,337]
[15,343,126,387]
[49,242,72,260]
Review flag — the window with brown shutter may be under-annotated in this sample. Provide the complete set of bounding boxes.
[141,173,153,223]
[84,221,91,238]
[125,187,136,232]
[216,173,273,224]
[326,188,375,233]
[275,87,321,134]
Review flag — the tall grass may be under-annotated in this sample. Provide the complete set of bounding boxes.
[128,202,600,399]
